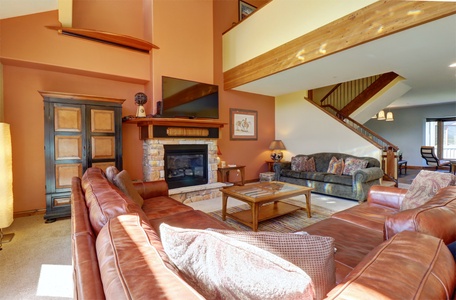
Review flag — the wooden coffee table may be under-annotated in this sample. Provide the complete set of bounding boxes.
[220,181,313,231]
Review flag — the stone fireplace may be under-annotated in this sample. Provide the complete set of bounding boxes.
[124,117,227,204]
[142,138,224,204]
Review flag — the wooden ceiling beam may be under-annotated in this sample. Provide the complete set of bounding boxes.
[223,1,456,90]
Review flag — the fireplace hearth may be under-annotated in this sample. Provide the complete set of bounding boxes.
[164,144,208,189]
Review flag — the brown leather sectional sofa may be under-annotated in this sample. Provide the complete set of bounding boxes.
[71,167,456,299]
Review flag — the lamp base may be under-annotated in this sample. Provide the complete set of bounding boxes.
[270,151,283,162]
[1,233,14,243]
[0,232,14,250]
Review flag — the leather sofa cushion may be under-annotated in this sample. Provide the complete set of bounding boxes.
[332,202,398,233]
[81,168,149,235]
[160,224,314,300]
[96,214,204,300]
[142,195,194,220]
[149,209,232,235]
[385,186,456,244]
[326,231,456,300]
[303,218,383,283]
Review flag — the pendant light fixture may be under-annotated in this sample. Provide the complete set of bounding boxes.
[377,110,386,120]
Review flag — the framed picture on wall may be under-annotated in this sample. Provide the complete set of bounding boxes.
[230,108,258,140]
[239,0,256,21]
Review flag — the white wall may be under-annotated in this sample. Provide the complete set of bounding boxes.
[276,91,382,161]
[223,0,376,71]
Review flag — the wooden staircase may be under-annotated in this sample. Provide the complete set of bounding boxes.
[310,73,401,185]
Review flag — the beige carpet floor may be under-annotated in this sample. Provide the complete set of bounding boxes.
[0,215,72,300]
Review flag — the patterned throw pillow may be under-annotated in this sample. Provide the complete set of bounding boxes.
[342,157,368,175]
[291,156,308,171]
[304,157,316,172]
[400,170,456,211]
[160,224,314,300]
[208,229,336,300]
[291,156,315,172]
[327,156,344,175]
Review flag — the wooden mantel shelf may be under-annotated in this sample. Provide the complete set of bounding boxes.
[123,117,227,140]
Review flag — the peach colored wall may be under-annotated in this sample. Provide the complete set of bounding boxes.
[214,0,275,182]
[0,11,150,83]
[72,0,145,39]
[1,0,275,214]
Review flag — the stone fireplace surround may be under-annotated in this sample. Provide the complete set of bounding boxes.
[143,138,226,204]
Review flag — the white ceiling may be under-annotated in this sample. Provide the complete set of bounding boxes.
[233,14,456,109]
[1,1,455,109]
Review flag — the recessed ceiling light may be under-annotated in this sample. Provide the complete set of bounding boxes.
[449,63,456,68]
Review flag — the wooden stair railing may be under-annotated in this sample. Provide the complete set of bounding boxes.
[314,101,399,186]
[339,72,399,116]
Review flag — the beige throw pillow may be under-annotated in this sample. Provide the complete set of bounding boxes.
[160,224,314,300]
[105,166,119,184]
[327,156,344,175]
[400,170,456,211]
[208,229,336,300]
[113,170,144,207]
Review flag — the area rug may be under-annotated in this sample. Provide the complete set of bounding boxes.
[208,199,335,232]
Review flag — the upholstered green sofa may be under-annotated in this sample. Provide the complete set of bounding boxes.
[273,152,384,202]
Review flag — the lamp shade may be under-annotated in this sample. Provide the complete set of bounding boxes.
[0,123,13,229]
[377,110,386,121]
[386,112,394,121]
[269,140,286,150]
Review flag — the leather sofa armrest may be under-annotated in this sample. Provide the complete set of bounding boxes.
[133,180,169,199]
[353,167,383,183]
[366,185,407,209]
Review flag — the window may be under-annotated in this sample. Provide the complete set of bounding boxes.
[425,117,456,160]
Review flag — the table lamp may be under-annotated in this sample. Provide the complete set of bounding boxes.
[269,140,286,162]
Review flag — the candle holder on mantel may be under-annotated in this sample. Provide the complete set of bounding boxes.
[134,92,148,118]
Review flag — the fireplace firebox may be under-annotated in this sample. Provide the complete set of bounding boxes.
[164,144,208,189]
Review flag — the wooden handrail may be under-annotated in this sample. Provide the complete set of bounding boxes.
[320,103,399,151]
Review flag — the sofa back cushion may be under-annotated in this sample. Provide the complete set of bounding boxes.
[160,224,314,300]
[81,167,148,235]
[385,186,456,244]
[96,214,204,300]
[400,170,455,211]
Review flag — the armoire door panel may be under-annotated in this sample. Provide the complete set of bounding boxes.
[55,135,82,160]
[91,109,115,133]
[91,136,115,159]
[55,106,82,132]
[55,163,83,189]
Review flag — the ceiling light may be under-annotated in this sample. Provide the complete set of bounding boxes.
[377,110,386,121]
[449,63,456,68]
[386,112,394,122]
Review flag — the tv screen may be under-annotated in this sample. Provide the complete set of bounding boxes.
[161,76,219,119]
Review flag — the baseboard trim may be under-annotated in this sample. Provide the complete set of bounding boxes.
[14,209,46,219]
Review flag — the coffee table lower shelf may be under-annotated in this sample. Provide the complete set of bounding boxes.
[226,202,302,230]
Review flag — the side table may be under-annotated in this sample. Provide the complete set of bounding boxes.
[217,165,245,186]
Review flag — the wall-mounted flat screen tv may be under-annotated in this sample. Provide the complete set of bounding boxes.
[161,76,219,119]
